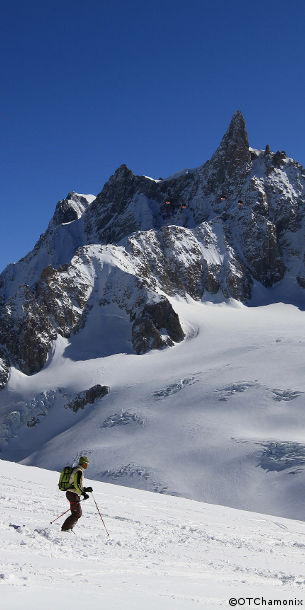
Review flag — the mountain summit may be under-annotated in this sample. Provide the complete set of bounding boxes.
[0,111,305,389]
[209,109,251,183]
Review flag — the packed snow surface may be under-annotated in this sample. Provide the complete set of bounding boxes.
[1,459,305,609]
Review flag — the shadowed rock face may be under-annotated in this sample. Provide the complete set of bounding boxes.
[208,110,251,187]
[54,198,78,224]
[35,264,89,337]
[0,110,305,387]
[53,192,92,226]
[0,347,9,390]
[84,165,141,244]
[132,298,185,354]
[234,215,286,288]
[66,384,109,413]
[0,285,56,375]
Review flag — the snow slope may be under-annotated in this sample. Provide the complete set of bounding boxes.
[1,459,305,610]
[1,296,305,521]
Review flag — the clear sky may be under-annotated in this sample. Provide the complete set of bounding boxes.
[1,0,305,272]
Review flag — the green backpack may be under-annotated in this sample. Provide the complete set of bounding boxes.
[58,466,73,491]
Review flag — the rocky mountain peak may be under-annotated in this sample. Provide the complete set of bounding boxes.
[224,110,249,147]
[112,164,135,182]
[228,110,248,138]
[1,111,305,392]
[52,191,93,227]
[208,110,251,186]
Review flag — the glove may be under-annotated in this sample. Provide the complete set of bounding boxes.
[83,493,89,500]
[84,487,93,493]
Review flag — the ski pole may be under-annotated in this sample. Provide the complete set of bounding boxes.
[91,493,109,536]
[50,500,82,524]
[50,507,70,524]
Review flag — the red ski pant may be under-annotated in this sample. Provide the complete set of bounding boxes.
[61,491,82,530]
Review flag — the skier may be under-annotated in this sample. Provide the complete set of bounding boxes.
[61,456,93,531]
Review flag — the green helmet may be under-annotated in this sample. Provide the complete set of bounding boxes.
[79,456,89,465]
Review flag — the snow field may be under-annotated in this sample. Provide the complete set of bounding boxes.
[2,298,305,521]
[1,460,305,609]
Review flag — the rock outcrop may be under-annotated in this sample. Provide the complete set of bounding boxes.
[204,109,251,195]
[53,192,93,226]
[66,384,109,413]
[132,297,185,354]
[0,284,56,375]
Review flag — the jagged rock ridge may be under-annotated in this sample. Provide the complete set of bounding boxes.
[0,111,305,388]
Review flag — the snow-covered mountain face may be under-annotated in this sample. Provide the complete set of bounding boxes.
[1,111,305,520]
[1,110,304,383]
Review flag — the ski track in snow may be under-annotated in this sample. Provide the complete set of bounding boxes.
[1,461,305,609]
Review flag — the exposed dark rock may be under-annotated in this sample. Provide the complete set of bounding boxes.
[54,198,78,224]
[0,285,56,375]
[132,317,164,354]
[205,271,220,294]
[85,165,140,243]
[297,276,305,289]
[0,277,5,307]
[35,264,88,337]
[272,151,287,167]
[253,201,269,217]
[132,298,185,354]
[144,299,185,342]
[66,384,109,413]
[27,417,40,427]
[226,259,253,302]
[53,192,91,225]
[233,206,286,289]
[207,110,251,189]
[0,347,9,390]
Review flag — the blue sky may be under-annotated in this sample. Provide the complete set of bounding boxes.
[1,0,305,272]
